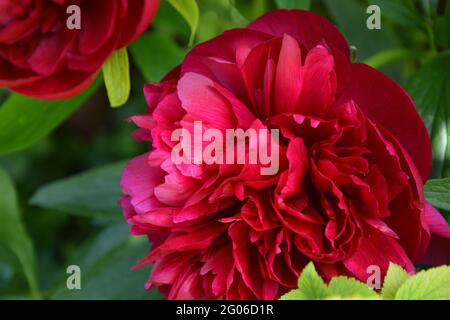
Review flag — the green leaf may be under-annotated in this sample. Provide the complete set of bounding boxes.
[275,0,311,10]
[281,262,330,300]
[424,177,450,211]
[168,0,199,46]
[102,48,131,108]
[328,276,378,299]
[30,162,125,219]
[369,0,424,28]
[51,224,162,300]
[396,265,450,300]
[408,52,450,178]
[364,48,425,69]
[130,32,186,83]
[0,168,40,298]
[381,263,410,299]
[0,78,100,155]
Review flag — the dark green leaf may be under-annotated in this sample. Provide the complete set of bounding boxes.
[424,177,450,211]
[0,168,40,298]
[0,78,100,155]
[30,162,125,219]
[369,0,424,28]
[445,0,450,47]
[275,0,311,10]
[51,224,162,300]
[130,32,186,83]
[408,52,450,178]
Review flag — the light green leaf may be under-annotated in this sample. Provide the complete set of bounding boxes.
[328,276,378,299]
[275,0,311,10]
[281,262,330,300]
[102,48,131,108]
[0,78,100,155]
[424,177,450,211]
[51,224,162,300]
[396,265,450,300]
[168,0,199,46]
[381,263,411,299]
[280,289,305,300]
[408,52,450,178]
[30,162,125,219]
[130,32,186,83]
[0,168,40,298]
[364,49,425,69]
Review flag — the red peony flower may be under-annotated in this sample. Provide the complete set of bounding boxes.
[0,0,159,100]
[120,10,450,299]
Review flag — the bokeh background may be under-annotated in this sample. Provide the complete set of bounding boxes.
[0,0,448,299]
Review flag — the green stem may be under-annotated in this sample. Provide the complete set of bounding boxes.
[425,21,437,55]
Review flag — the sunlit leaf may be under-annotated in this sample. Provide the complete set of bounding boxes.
[381,263,411,299]
[396,265,450,300]
[168,0,199,46]
[102,48,131,108]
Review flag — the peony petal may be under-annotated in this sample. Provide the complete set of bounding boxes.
[338,63,432,181]
[247,9,350,59]
[298,45,337,116]
[343,226,415,282]
[117,0,160,48]
[274,34,302,114]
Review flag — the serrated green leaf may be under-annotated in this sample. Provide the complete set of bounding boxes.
[424,177,450,211]
[130,32,186,83]
[381,263,410,299]
[275,0,311,10]
[408,52,450,178]
[0,168,40,299]
[280,289,307,300]
[328,276,378,298]
[51,224,162,300]
[281,262,330,300]
[396,265,450,300]
[102,48,131,108]
[168,0,199,46]
[30,162,125,219]
[0,78,100,155]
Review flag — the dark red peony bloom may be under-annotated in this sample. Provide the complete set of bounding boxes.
[120,10,450,299]
[0,0,159,99]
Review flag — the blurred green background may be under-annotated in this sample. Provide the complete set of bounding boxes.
[0,0,449,300]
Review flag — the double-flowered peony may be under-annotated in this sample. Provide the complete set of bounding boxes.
[120,10,450,299]
[0,0,159,99]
